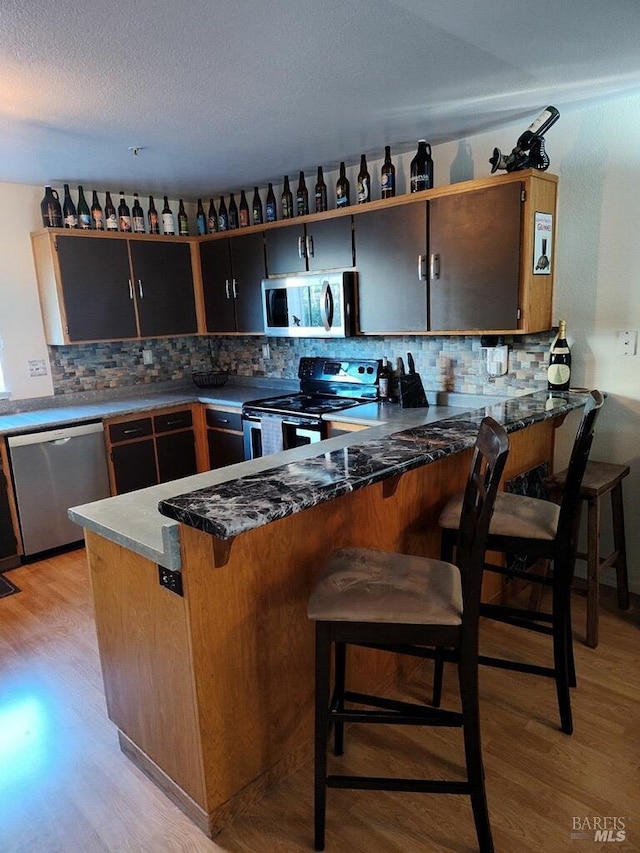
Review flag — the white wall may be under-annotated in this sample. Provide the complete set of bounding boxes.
[1,95,639,590]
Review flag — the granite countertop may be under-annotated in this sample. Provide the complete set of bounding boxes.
[69,389,586,571]
[158,391,586,542]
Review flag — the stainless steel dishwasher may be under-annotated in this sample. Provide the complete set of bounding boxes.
[7,421,111,556]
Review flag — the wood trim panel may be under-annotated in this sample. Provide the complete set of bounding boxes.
[0,436,23,558]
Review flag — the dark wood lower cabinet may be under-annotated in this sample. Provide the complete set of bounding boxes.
[157,431,198,482]
[207,430,244,469]
[110,440,158,494]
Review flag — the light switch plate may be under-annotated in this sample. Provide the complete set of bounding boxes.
[28,359,48,377]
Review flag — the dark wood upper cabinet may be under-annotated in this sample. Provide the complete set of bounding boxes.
[428,181,522,331]
[355,204,428,333]
[129,241,197,337]
[34,232,199,343]
[265,216,354,276]
[200,231,265,333]
[56,236,138,341]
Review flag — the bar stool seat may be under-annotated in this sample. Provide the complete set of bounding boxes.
[545,460,630,648]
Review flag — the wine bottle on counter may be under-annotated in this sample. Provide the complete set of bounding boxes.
[547,319,571,391]
[177,199,189,235]
[239,190,250,227]
[207,198,218,233]
[410,140,433,193]
[162,196,175,235]
[63,184,77,228]
[357,154,371,204]
[40,186,63,228]
[336,162,350,208]
[281,176,294,219]
[218,195,229,231]
[378,357,391,401]
[77,186,92,229]
[148,195,160,234]
[314,166,327,213]
[132,193,145,233]
[296,171,309,216]
[252,187,263,225]
[118,191,131,232]
[380,145,395,198]
[265,183,277,222]
[91,191,104,230]
[196,199,207,235]
[104,192,118,231]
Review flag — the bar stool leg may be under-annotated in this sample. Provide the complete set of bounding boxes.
[611,483,631,611]
[586,496,600,649]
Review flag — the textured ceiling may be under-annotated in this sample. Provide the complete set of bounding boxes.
[2,0,640,198]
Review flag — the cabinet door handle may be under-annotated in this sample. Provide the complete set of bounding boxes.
[306,235,314,258]
[232,278,237,299]
[138,279,144,298]
[225,279,230,299]
[417,255,425,281]
[429,253,440,280]
[128,279,134,299]
[298,236,305,259]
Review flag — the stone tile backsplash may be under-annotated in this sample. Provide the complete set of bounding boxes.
[45,333,554,398]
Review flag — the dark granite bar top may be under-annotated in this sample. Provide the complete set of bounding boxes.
[158,390,587,541]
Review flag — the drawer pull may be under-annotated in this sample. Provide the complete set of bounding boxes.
[123,427,144,436]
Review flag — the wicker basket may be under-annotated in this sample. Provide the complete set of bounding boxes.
[192,370,229,389]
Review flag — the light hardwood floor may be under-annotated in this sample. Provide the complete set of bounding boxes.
[0,547,638,853]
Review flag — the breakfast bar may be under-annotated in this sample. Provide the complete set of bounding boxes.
[70,390,586,837]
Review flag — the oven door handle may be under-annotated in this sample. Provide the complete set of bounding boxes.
[320,280,334,332]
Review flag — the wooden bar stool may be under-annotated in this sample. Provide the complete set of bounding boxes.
[545,460,630,648]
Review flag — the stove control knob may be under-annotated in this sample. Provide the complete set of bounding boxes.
[358,366,365,373]
[366,366,374,374]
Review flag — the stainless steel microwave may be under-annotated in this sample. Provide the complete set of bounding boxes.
[262,271,356,337]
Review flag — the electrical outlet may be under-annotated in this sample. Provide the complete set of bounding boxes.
[142,349,154,365]
[262,343,270,360]
[28,359,48,377]
[616,330,637,356]
[481,345,508,377]
[158,566,183,596]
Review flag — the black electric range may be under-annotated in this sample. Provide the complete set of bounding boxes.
[242,357,381,458]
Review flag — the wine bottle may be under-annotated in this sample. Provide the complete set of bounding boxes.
[378,357,391,400]
[91,191,104,230]
[239,190,250,227]
[410,140,433,193]
[281,176,294,219]
[314,167,327,213]
[118,191,131,232]
[336,162,350,208]
[218,196,229,231]
[265,183,277,222]
[207,198,218,233]
[296,171,309,216]
[380,146,395,199]
[517,106,560,152]
[162,196,175,235]
[252,187,263,225]
[357,155,371,204]
[77,186,92,229]
[196,199,207,235]
[132,193,145,233]
[547,319,571,391]
[178,199,189,236]
[40,186,63,228]
[148,196,160,234]
[63,184,78,228]
[104,192,118,231]
[228,193,239,229]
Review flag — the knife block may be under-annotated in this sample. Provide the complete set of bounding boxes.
[398,372,428,408]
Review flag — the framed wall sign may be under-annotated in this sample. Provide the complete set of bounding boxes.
[533,211,553,275]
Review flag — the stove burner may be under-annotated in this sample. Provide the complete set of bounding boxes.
[243,393,367,418]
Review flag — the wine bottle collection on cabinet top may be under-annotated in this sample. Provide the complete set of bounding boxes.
[39,140,434,235]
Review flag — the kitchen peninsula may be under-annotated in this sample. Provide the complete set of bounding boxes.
[69,390,586,838]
